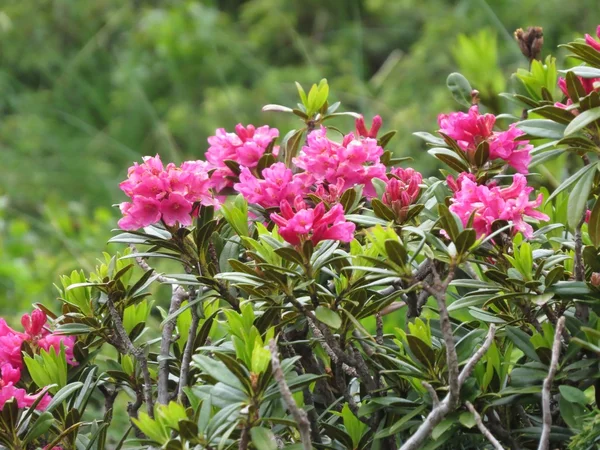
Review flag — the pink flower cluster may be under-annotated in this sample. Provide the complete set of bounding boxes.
[383,168,423,220]
[383,167,422,207]
[585,25,600,52]
[448,173,549,239]
[118,155,216,230]
[234,163,313,209]
[270,197,355,247]
[293,127,387,198]
[556,76,600,114]
[438,106,532,174]
[206,124,279,191]
[0,309,77,410]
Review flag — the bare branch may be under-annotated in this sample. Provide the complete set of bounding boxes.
[422,382,439,407]
[269,339,312,450]
[459,325,496,385]
[465,402,504,450]
[178,299,200,402]
[129,244,180,284]
[399,301,497,450]
[106,294,154,417]
[538,316,566,450]
[157,284,189,404]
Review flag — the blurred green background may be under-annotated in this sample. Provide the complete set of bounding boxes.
[0,0,598,320]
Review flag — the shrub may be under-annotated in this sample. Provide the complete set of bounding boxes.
[3,25,600,450]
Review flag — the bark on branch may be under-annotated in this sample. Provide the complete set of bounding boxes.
[465,401,504,450]
[538,316,566,450]
[269,339,312,450]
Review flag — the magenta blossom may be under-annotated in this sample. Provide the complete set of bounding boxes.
[234,163,313,209]
[585,25,600,52]
[355,115,383,138]
[0,320,25,370]
[206,124,279,191]
[17,310,78,367]
[449,174,549,239]
[383,168,423,221]
[293,127,387,197]
[270,197,355,247]
[556,76,600,114]
[0,364,51,411]
[118,155,217,230]
[438,106,532,174]
[438,106,495,151]
[488,125,532,175]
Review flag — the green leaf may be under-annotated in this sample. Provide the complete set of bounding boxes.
[250,427,278,450]
[315,306,342,329]
[505,326,540,362]
[192,355,247,392]
[564,106,600,136]
[446,72,472,107]
[432,418,455,440]
[459,411,476,429]
[547,163,598,204]
[589,198,600,247]
[567,163,597,229]
[559,386,588,405]
[516,120,566,140]
[23,412,54,444]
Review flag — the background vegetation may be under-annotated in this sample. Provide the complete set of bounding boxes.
[0,0,598,320]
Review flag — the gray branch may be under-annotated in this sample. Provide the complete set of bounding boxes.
[106,294,154,417]
[157,284,189,405]
[399,321,496,450]
[538,316,566,450]
[269,339,312,450]
[465,402,504,450]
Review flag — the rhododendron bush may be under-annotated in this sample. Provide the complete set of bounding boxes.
[6,28,600,450]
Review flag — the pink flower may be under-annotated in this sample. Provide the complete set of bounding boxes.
[118,156,217,230]
[438,105,495,151]
[488,125,532,174]
[293,127,387,198]
[118,197,161,230]
[585,25,600,52]
[383,168,423,221]
[205,124,279,191]
[160,193,193,227]
[234,163,313,209]
[438,106,532,173]
[313,178,347,204]
[21,309,47,341]
[556,76,600,114]
[449,174,549,239]
[447,173,477,193]
[0,320,25,370]
[38,334,77,367]
[270,198,355,246]
[0,364,51,411]
[355,115,383,138]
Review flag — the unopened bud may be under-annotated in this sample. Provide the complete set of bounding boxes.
[514,26,544,61]
[471,90,480,105]
[591,272,600,287]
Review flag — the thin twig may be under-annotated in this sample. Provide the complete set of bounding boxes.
[465,402,504,450]
[538,316,566,450]
[157,284,188,404]
[376,313,384,345]
[574,213,589,322]
[269,339,312,450]
[106,294,154,417]
[129,244,179,284]
[422,382,439,407]
[178,300,200,402]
